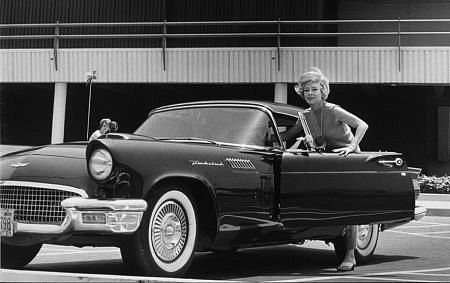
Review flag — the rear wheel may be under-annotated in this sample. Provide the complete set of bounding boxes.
[121,185,198,277]
[1,243,42,268]
[333,224,379,264]
[355,224,379,261]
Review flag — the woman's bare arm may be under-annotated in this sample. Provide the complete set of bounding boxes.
[279,119,303,141]
[333,106,369,154]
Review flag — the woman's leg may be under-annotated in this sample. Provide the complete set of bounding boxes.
[337,225,357,271]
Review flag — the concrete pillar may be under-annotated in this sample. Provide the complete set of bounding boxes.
[274,83,288,103]
[51,82,67,144]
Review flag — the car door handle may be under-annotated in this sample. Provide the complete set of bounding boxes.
[377,158,404,168]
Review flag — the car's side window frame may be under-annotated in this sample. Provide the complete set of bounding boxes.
[270,112,300,150]
[259,109,284,150]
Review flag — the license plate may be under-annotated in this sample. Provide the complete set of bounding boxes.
[1,209,15,237]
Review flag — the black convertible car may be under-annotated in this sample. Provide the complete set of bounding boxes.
[1,100,426,277]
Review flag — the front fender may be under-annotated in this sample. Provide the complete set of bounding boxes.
[143,172,218,213]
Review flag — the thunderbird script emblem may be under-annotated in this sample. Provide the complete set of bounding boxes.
[10,162,30,168]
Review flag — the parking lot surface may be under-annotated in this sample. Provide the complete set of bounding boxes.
[1,216,450,282]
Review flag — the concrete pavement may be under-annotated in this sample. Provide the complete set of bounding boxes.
[417,193,450,217]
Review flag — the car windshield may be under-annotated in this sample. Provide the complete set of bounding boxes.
[135,106,276,147]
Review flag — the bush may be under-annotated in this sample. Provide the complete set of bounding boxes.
[418,175,450,194]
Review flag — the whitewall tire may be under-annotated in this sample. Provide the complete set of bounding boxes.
[148,189,197,274]
[355,224,379,261]
[121,185,198,277]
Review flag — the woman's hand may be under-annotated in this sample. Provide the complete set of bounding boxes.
[332,145,356,156]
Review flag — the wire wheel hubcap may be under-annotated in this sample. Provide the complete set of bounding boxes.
[151,201,188,262]
[357,224,373,249]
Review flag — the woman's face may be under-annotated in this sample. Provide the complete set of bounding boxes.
[302,82,323,105]
[100,123,110,134]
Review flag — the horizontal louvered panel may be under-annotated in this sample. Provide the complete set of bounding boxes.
[1,47,449,83]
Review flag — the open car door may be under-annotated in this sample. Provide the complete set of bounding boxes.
[279,150,416,228]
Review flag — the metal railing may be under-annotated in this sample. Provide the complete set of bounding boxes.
[1,19,449,70]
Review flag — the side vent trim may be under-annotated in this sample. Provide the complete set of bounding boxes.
[226,158,256,170]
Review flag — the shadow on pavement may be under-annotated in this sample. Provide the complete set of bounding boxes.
[24,244,418,280]
[186,245,418,280]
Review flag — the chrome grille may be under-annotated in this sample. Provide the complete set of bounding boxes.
[0,183,84,225]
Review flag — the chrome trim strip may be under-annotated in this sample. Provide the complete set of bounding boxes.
[282,210,412,221]
[16,221,71,234]
[0,180,88,198]
[219,222,279,232]
[172,139,272,151]
[152,102,273,115]
[218,214,282,231]
[407,166,422,177]
[103,133,130,140]
[61,197,147,211]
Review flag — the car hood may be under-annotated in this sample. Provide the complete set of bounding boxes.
[0,142,97,194]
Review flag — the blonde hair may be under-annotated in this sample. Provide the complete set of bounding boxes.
[294,67,330,101]
[99,118,111,128]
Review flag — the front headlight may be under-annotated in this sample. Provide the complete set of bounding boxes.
[89,148,113,181]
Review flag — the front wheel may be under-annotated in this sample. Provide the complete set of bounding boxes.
[121,185,198,277]
[332,224,379,264]
[1,243,42,268]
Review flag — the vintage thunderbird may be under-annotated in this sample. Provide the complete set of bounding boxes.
[0,100,426,277]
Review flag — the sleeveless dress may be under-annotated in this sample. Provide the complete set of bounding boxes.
[302,102,360,152]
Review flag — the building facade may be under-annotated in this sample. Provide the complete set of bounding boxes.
[1,0,449,174]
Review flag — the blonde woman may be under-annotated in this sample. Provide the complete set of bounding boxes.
[89,118,111,142]
[281,68,369,271]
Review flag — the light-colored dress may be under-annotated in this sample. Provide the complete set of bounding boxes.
[302,102,360,151]
[89,130,102,142]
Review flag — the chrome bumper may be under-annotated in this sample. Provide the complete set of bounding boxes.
[414,205,427,221]
[14,197,147,235]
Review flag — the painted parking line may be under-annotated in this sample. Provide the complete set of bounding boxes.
[36,249,120,257]
[416,230,450,235]
[36,245,119,257]
[269,267,450,282]
[410,273,450,277]
[398,224,449,229]
[386,218,450,239]
[41,245,118,250]
[325,276,438,282]
[387,229,450,240]
[414,221,450,226]
[0,269,241,283]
